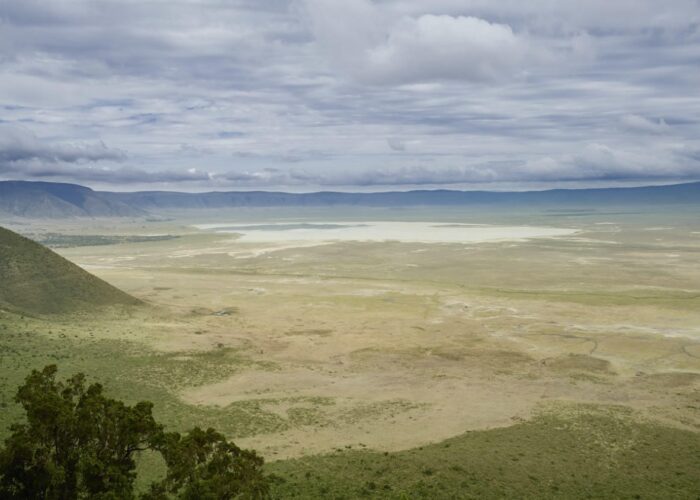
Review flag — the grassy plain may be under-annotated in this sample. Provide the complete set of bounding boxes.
[1,205,699,497]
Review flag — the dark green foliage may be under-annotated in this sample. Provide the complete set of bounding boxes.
[0,366,270,499]
[0,226,140,315]
[146,428,269,499]
[0,365,161,499]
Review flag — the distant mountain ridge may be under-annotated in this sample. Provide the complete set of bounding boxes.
[0,181,145,218]
[1,180,699,217]
[0,225,140,314]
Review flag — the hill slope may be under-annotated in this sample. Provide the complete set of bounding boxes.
[0,181,145,218]
[269,406,700,499]
[0,226,141,314]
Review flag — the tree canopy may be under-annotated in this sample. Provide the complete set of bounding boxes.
[0,365,270,499]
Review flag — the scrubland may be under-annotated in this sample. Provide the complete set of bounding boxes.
[1,206,699,497]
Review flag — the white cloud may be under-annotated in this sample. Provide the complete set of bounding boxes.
[304,1,546,84]
[386,1,700,33]
[365,15,533,84]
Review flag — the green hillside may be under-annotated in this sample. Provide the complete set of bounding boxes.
[269,407,700,499]
[0,226,140,314]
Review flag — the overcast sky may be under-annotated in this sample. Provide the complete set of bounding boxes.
[1,0,699,192]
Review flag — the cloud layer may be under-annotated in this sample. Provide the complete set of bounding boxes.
[0,126,126,165]
[0,0,699,190]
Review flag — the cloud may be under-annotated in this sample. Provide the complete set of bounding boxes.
[304,1,546,84]
[364,15,534,84]
[0,126,126,164]
[0,1,699,190]
[68,166,210,184]
[325,165,498,186]
[523,143,700,182]
[0,160,210,185]
[0,125,206,185]
[205,143,700,188]
[620,114,670,134]
[387,138,406,151]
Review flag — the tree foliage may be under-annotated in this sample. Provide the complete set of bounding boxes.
[0,365,270,499]
[145,428,269,500]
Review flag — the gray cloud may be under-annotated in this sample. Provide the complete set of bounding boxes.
[619,114,670,135]
[0,160,210,185]
[0,0,699,190]
[205,142,700,188]
[0,126,126,164]
[0,126,126,163]
[0,125,209,185]
[387,138,406,151]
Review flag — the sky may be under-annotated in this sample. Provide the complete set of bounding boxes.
[1,0,699,192]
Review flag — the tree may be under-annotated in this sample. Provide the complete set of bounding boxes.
[0,365,270,499]
[145,428,269,499]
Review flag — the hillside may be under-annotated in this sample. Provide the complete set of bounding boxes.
[269,407,700,498]
[102,181,700,209]
[0,226,141,314]
[1,180,699,217]
[0,181,145,218]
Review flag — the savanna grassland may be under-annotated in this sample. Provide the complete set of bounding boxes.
[1,205,699,498]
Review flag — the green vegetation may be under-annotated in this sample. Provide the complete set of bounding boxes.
[0,315,426,442]
[0,366,269,499]
[4,359,698,499]
[268,406,700,499]
[1,213,699,498]
[33,233,179,248]
[0,315,289,440]
[0,312,429,443]
[0,226,140,315]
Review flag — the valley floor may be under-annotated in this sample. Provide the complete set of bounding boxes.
[1,206,699,497]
